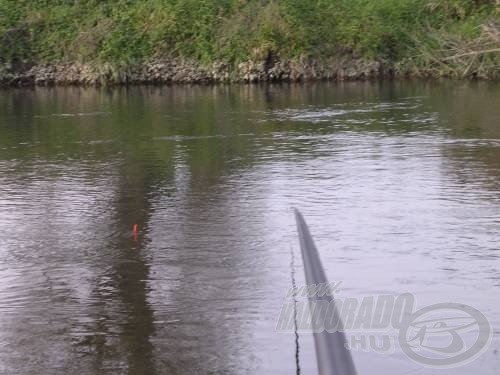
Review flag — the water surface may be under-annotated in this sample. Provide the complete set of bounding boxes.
[0,82,499,374]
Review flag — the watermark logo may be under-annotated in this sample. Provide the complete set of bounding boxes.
[399,302,492,368]
[276,283,491,368]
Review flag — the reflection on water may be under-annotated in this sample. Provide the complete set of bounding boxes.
[0,82,499,374]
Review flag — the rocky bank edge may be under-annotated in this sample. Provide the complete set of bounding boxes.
[0,57,387,86]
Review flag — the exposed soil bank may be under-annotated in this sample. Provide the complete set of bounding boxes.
[0,58,390,86]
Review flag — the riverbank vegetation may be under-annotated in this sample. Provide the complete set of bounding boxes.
[1,0,499,80]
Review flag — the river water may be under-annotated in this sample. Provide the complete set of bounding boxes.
[0,82,499,374]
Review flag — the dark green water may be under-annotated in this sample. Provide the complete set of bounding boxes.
[0,82,499,374]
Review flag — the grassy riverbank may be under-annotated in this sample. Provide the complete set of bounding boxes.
[1,0,499,82]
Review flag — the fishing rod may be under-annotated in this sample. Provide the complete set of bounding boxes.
[294,208,358,375]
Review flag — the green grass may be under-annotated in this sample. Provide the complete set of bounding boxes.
[0,0,498,77]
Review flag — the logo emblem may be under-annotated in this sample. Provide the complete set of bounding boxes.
[399,303,491,368]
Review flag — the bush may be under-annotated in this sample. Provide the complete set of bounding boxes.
[0,0,497,77]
